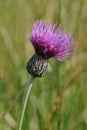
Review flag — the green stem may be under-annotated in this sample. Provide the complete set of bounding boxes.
[17,75,35,130]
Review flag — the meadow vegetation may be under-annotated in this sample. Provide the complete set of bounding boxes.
[0,0,87,130]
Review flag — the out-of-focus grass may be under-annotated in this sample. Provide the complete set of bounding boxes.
[0,0,87,130]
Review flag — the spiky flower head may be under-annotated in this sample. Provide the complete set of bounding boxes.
[30,20,74,61]
[26,20,74,77]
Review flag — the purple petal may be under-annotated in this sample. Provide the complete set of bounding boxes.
[29,20,74,60]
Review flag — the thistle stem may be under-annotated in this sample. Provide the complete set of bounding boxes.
[17,75,35,130]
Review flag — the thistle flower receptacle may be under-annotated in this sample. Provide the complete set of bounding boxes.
[26,20,74,77]
[26,54,48,77]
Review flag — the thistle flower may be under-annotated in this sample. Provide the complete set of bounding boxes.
[26,20,74,77]
[18,20,74,130]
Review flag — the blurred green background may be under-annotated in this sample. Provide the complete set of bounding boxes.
[0,0,87,130]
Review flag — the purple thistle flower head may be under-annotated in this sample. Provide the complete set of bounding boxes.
[29,20,74,61]
[26,20,74,77]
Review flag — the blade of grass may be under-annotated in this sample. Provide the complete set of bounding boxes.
[0,23,26,84]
